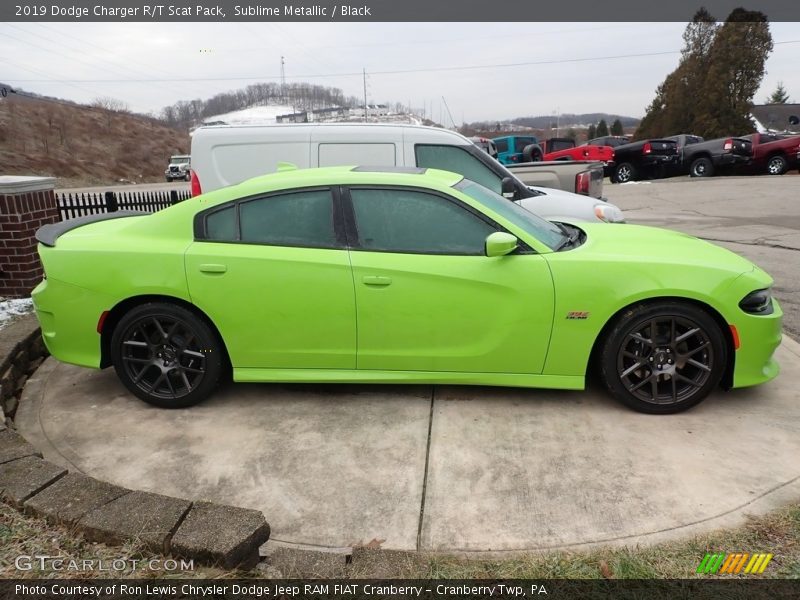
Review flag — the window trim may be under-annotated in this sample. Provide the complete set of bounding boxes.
[341,184,529,256]
[193,186,346,250]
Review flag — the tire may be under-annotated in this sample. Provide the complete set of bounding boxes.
[599,302,726,414]
[690,157,714,178]
[766,155,787,175]
[522,144,543,162]
[613,162,636,183]
[110,303,223,408]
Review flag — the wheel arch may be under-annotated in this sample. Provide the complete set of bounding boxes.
[587,295,735,390]
[99,294,231,372]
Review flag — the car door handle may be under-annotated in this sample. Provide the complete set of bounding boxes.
[362,275,392,287]
[198,263,227,274]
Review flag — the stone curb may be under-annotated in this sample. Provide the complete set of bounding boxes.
[0,315,271,570]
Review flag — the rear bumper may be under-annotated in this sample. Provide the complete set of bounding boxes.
[715,153,751,167]
[641,155,678,168]
[31,278,109,369]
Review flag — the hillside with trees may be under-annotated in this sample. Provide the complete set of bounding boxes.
[636,8,773,139]
[0,91,188,187]
[160,82,360,130]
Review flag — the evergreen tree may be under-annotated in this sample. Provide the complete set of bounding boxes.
[596,119,609,137]
[587,124,596,139]
[694,9,773,137]
[766,82,790,104]
[610,119,624,136]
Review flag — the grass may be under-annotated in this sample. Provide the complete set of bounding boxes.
[3,500,798,579]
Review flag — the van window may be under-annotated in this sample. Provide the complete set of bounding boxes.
[494,138,509,153]
[415,145,501,193]
[319,143,396,167]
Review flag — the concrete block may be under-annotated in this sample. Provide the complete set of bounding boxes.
[171,501,270,570]
[0,456,66,507]
[79,490,191,554]
[0,428,42,465]
[24,472,129,525]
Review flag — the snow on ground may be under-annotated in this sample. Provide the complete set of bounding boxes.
[0,298,33,330]
[204,105,296,126]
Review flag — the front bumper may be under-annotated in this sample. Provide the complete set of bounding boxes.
[731,298,783,389]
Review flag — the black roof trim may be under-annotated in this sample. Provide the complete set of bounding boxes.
[36,211,143,247]
[350,166,427,174]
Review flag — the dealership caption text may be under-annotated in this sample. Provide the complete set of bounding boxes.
[14,4,373,18]
[16,583,549,597]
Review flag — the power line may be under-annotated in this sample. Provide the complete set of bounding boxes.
[8,40,799,84]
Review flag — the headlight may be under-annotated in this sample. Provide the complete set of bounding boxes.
[739,289,773,315]
[594,204,626,223]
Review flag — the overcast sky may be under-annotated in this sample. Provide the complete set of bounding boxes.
[2,21,799,122]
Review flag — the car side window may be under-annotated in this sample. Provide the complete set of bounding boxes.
[206,205,236,241]
[494,138,508,153]
[238,189,336,248]
[415,145,501,193]
[349,188,497,255]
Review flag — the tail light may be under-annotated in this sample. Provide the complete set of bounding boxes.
[511,155,519,162]
[190,170,202,196]
[723,139,733,151]
[575,171,590,195]
[642,142,652,155]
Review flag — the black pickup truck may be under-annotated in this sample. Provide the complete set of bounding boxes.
[607,139,679,183]
[666,134,752,177]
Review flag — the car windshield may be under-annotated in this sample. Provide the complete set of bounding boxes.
[454,179,566,250]
[171,157,189,164]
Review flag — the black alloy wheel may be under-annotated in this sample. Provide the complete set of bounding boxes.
[111,303,222,408]
[600,302,726,414]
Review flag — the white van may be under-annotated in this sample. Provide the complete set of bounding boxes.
[189,123,624,223]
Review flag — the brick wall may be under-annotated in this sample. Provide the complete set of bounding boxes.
[0,177,59,298]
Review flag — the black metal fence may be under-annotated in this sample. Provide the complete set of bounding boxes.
[56,189,192,220]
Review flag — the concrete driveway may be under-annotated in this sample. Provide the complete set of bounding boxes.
[16,337,800,553]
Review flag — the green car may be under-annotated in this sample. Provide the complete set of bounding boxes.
[33,166,782,414]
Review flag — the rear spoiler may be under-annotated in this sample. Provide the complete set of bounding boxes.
[36,211,143,247]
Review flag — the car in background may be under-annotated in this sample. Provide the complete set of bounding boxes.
[586,136,631,148]
[531,138,616,177]
[470,136,498,159]
[492,135,539,164]
[607,138,679,183]
[666,134,752,177]
[739,133,800,175]
[33,165,781,414]
[165,154,191,182]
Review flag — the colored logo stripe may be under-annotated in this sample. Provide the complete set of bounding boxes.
[697,553,773,574]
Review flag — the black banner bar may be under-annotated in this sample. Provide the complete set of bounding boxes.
[2,580,800,600]
[3,0,800,22]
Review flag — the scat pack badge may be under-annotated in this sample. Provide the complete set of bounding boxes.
[566,311,590,320]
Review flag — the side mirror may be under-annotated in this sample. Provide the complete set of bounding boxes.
[485,232,518,257]
[501,177,517,199]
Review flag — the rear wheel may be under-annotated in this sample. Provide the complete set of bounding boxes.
[522,144,543,162]
[767,155,787,175]
[600,302,726,414]
[690,157,714,177]
[613,162,636,183]
[111,303,222,408]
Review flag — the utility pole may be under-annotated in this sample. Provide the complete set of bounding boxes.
[280,56,286,104]
[363,68,368,123]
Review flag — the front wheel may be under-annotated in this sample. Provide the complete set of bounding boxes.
[766,155,787,175]
[613,162,636,183]
[111,303,223,408]
[600,302,726,414]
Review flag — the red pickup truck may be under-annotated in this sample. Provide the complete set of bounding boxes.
[522,138,615,176]
[741,133,800,175]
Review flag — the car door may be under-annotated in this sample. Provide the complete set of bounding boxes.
[343,185,555,374]
[184,187,357,370]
